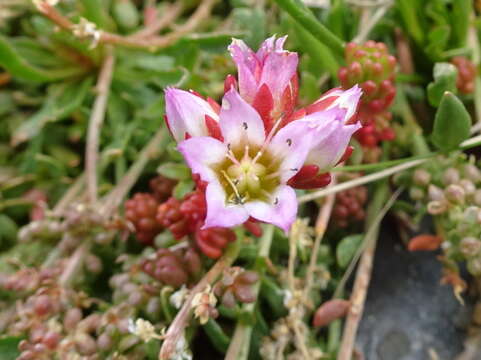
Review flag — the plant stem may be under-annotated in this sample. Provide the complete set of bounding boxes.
[303,176,337,300]
[298,157,426,203]
[132,2,184,38]
[273,0,345,57]
[37,0,218,50]
[59,241,91,287]
[225,225,275,360]
[101,128,168,217]
[337,181,398,360]
[159,237,241,360]
[85,48,115,204]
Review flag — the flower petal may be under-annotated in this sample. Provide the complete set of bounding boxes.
[316,85,362,122]
[305,108,361,170]
[228,39,259,103]
[220,89,266,148]
[177,136,227,183]
[203,182,249,229]
[267,119,317,182]
[244,185,297,233]
[165,88,219,142]
[259,48,298,101]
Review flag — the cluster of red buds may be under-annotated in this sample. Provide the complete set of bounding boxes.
[140,247,202,288]
[213,267,259,308]
[126,174,262,259]
[1,266,60,294]
[332,185,368,228]
[338,41,397,152]
[18,328,61,360]
[450,56,476,94]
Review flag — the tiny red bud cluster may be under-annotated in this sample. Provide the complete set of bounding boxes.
[339,41,397,151]
[141,247,201,287]
[149,175,177,202]
[450,56,476,94]
[125,193,162,245]
[332,186,368,228]
[213,267,259,307]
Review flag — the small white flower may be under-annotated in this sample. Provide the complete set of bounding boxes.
[72,18,101,49]
[128,318,164,342]
[170,285,189,309]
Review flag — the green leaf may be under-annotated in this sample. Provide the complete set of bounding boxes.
[272,0,345,57]
[425,25,451,60]
[427,62,458,107]
[172,179,195,199]
[0,336,23,360]
[12,77,93,144]
[203,319,230,353]
[451,0,472,48]
[232,8,266,49]
[336,234,363,268]
[0,215,18,248]
[113,0,140,30]
[157,163,191,180]
[397,0,425,45]
[0,36,85,82]
[431,92,471,151]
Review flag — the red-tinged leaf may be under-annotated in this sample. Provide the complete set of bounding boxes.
[224,74,237,93]
[313,299,350,328]
[408,234,442,251]
[252,83,274,134]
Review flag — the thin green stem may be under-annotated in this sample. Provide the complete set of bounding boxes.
[273,0,345,57]
[225,225,275,360]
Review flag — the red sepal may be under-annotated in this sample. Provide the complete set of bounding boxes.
[207,97,221,114]
[205,114,223,141]
[252,83,274,135]
[336,146,354,165]
[305,95,338,115]
[243,218,263,237]
[224,74,237,93]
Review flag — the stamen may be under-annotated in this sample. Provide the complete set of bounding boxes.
[265,171,281,180]
[252,112,286,166]
[225,151,240,165]
[242,144,250,161]
[221,170,243,203]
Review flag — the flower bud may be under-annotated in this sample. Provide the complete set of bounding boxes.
[443,168,460,185]
[460,237,481,257]
[468,257,481,276]
[427,201,448,215]
[474,190,481,206]
[409,187,425,201]
[64,308,82,329]
[76,333,97,355]
[459,179,476,196]
[313,299,350,328]
[444,184,465,204]
[428,185,445,202]
[464,164,481,182]
[463,206,480,224]
[97,333,113,351]
[412,169,431,187]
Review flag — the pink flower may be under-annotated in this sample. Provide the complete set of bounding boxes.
[228,36,298,133]
[176,89,348,232]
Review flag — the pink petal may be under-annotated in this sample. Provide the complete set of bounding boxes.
[177,136,227,183]
[316,85,362,122]
[220,89,266,148]
[203,182,249,229]
[165,88,219,142]
[256,35,287,59]
[259,49,298,101]
[228,39,259,103]
[305,109,361,171]
[268,119,317,183]
[244,185,297,233]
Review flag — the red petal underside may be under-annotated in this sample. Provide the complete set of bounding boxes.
[252,83,274,135]
[305,95,338,115]
[207,97,221,114]
[205,114,223,141]
[336,146,354,165]
[224,74,237,93]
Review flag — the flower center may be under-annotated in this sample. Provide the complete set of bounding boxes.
[214,142,281,205]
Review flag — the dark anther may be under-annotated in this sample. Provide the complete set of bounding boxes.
[274,197,279,205]
[290,168,298,172]
[286,138,292,146]
[243,122,248,130]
